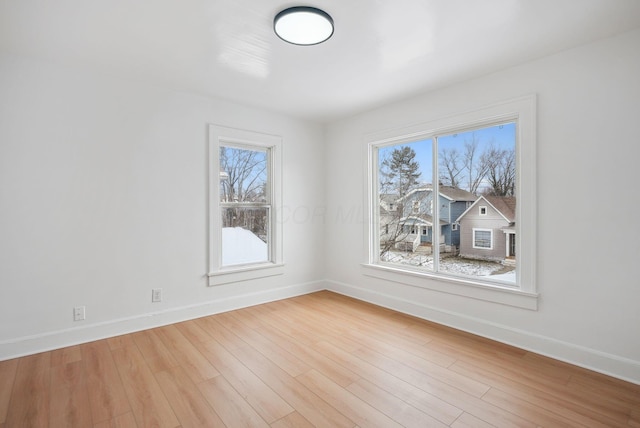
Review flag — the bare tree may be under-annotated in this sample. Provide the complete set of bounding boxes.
[463,134,490,195]
[220,147,268,240]
[440,133,493,195]
[379,219,413,258]
[483,145,516,196]
[220,147,267,202]
[439,147,463,188]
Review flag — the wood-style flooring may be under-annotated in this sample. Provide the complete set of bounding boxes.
[1,291,639,427]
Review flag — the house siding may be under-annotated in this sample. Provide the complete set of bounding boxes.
[459,207,509,261]
[396,189,477,249]
[448,201,469,247]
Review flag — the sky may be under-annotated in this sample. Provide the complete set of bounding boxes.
[379,121,516,188]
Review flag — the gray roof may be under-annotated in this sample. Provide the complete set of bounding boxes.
[399,214,447,226]
[455,195,516,223]
[484,196,516,222]
[380,194,400,204]
[397,185,477,202]
[439,186,478,202]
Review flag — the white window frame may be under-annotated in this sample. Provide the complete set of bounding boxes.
[208,125,283,286]
[363,95,538,310]
[473,228,493,250]
[479,206,488,216]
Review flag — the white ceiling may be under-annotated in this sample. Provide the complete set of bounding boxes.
[2,0,640,123]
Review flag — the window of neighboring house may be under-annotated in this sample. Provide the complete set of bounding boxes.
[412,200,420,213]
[208,125,283,286]
[473,229,493,249]
[365,95,537,309]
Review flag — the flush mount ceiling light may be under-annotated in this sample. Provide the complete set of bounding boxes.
[274,6,334,46]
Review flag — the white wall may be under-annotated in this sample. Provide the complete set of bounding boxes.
[324,29,640,383]
[0,53,326,358]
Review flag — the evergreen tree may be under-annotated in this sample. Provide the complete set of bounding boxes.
[380,146,421,197]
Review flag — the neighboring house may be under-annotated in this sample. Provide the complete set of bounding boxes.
[379,194,399,213]
[456,195,516,263]
[379,193,400,249]
[382,185,477,253]
[437,186,479,248]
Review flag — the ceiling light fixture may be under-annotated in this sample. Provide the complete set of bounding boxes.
[274,6,334,46]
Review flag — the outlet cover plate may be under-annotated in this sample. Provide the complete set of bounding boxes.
[73,306,85,321]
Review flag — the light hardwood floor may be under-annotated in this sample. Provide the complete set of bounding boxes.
[1,291,639,427]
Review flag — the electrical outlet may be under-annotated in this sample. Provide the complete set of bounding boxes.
[73,306,85,321]
[152,288,162,303]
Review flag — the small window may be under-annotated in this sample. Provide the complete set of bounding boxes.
[412,200,420,213]
[452,223,458,231]
[473,229,493,249]
[208,125,283,286]
[479,206,487,216]
[219,146,269,266]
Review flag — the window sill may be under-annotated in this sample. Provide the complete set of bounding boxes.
[208,263,284,286]
[361,263,538,310]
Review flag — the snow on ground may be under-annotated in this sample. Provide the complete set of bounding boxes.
[382,251,515,284]
[487,270,516,282]
[221,229,516,284]
[222,227,267,266]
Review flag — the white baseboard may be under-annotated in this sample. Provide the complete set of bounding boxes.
[0,280,324,361]
[5,278,639,386]
[325,279,640,386]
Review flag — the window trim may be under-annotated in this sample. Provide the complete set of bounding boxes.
[479,206,488,216]
[363,95,537,310]
[473,228,493,250]
[208,125,283,286]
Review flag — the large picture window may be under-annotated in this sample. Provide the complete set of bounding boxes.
[376,122,515,282]
[365,96,537,309]
[209,125,283,285]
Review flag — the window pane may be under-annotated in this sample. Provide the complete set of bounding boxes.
[378,139,434,270]
[220,146,268,203]
[474,230,492,248]
[437,122,516,284]
[221,207,269,266]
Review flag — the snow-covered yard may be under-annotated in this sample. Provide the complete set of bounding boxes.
[381,251,516,284]
[222,227,268,266]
